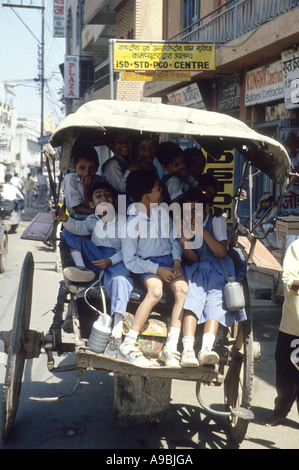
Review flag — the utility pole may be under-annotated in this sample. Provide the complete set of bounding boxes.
[3,1,45,168]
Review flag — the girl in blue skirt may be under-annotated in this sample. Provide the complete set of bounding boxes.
[180,184,247,368]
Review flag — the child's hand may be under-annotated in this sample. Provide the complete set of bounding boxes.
[81,175,95,187]
[172,260,182,280]
[52,207,68,222]
[92,258,112,270]
[157,266,175,283]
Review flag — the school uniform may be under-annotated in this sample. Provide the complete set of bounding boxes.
[122,203,182,282]
[62,213,133,316]
[183,212,247,327]
[102,154,131,194]
[63,172,104,217]
[161,171,198,201]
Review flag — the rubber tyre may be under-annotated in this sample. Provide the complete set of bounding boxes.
[1,252,34,441]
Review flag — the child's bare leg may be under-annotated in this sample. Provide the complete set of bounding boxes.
[119,276,162,366]
[160,276,188,367]
[131,276,163,332]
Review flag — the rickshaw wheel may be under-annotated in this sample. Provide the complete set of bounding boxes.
[224,279,254,445]
[1,252,34,441]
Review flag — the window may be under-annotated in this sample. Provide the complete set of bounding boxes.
[183,0,201,29]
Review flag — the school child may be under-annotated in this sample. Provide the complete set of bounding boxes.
[53,181,133,357]
[179,186,247,368]
[156,142,197,202]
[129,134,157,171]
[63,145,103,219]
[119,170,189,368]
[183,147,206,183]
[102,131,133,193]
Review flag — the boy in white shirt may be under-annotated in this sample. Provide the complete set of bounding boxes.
[53,181,133,357]
[119,169,189,368]
[63,145,103,219]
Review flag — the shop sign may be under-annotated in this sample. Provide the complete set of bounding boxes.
[113,41,215,72]
[167,83,205,108]
[281,47,299,110]
[204,150,235,223]
[53,0,65,38]
[64,56,79,99]
[245,61,284,106]
[121,71,191,81]
[217,72,240,110]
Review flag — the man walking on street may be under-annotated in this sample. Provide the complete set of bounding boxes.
[37,169,48,205]
[264,238,299,426]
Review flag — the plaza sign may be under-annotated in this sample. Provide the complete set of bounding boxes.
[113,41,215,72]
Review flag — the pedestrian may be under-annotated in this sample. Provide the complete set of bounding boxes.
[11,172,24,192]
[264,238,299,426]
[1,173,24,212]
[24,173,35,207]
[37,168,48,205]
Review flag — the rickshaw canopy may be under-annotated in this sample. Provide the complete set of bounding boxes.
[49,100,291,187]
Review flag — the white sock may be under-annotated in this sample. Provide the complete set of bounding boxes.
[121,329,138,352]
[166,327,181,350]
[112,313,123,339]
[182,335,195,352]
[201,332,216,351]
[71,251,85,268]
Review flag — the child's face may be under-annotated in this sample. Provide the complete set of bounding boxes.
[137,138,155,165]
[73,158,98,184]
[112,133,132,159]
[90,188,116,219]
[164,154,185,175]
[185,152,205,177]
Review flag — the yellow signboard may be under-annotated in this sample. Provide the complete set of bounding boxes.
[114,41,215,72]
[121,71,191,81]
[204,150,235,224]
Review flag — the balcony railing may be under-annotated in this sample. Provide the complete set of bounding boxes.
[171,0,299,45]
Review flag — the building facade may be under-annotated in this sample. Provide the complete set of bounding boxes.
[62,0,299,222]
[143,0,299,220]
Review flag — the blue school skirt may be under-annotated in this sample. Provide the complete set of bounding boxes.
[183,255,247,328]
[137,253,174,283]
[62,230,133,316]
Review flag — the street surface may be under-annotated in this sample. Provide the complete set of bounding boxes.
[0,209,298,450]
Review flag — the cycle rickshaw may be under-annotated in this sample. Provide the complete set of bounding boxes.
[0,100,292,445]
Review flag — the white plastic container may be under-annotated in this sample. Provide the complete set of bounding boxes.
[87,314,112,353]
[223,277,245,311]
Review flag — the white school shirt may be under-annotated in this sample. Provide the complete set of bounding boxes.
[63,172,84,217]
[63,213,125,265]
[121,203,182,275]
[102,154,131,194]
[63,173,104,217]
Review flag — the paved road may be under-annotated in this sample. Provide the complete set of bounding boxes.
[0,210,298,450]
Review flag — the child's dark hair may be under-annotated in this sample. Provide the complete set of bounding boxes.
[87,180,116,202]
[71,145,99,166]
[126,170,158,202]
[179,186,210,206]
[156,142,183,167]
[197,173,219,193]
